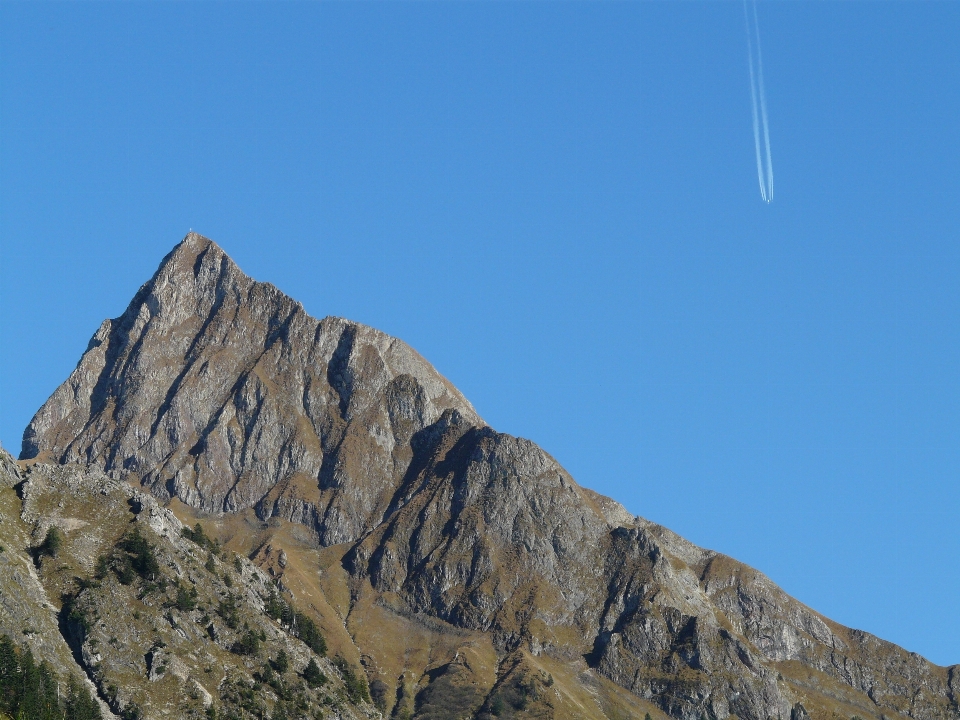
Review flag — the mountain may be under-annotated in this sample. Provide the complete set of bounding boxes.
[13,233,960,720]
[22,234,479,545]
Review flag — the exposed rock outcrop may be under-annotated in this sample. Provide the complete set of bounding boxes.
[0,446,378,720]
[23,233,480,546]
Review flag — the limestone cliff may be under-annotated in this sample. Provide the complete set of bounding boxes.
[23,233,480,546]
[20,234,960,720]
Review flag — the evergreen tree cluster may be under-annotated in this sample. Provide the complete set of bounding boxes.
[218,594,241,630]
[0,634,102,720]
[231,627,263,657]
[36,527,64,560]
[302,658,326,690]
[174,581,199,612]
[181,523,222,557]
[332,656,369,705]
[264,590,327,657]
[96,527,162,587]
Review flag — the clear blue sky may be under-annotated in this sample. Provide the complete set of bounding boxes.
[1,2,957,666]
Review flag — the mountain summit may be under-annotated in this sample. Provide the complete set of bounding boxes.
[19,234,960,720]
[23,232,480,545]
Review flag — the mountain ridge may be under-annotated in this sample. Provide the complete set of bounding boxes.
[16,233,960,720]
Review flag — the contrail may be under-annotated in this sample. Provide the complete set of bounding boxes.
[744,0,773,203]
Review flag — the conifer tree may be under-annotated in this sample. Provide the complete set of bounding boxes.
[65,674,103,720]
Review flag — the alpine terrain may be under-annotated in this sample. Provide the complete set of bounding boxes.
[4,233,957,720]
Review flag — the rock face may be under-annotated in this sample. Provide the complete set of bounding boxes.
[21,234,960,720]
[23,233,480,546]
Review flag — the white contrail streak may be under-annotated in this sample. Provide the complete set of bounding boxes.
[744,0,773,203]
[745,18,766,202]
[753,0,774,201]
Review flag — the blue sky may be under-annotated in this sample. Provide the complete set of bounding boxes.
[1,2,958,666]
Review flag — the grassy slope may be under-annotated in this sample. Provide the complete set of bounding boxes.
[0,455,378,720]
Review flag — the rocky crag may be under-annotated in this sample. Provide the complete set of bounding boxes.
[15,233,960,720]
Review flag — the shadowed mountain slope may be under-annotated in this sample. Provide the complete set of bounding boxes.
[21,234,960,720]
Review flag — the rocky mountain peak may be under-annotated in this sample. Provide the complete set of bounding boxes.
[23,232,481,544]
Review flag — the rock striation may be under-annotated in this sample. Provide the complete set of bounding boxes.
[20,234,960,720]
[23,233,480,546]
